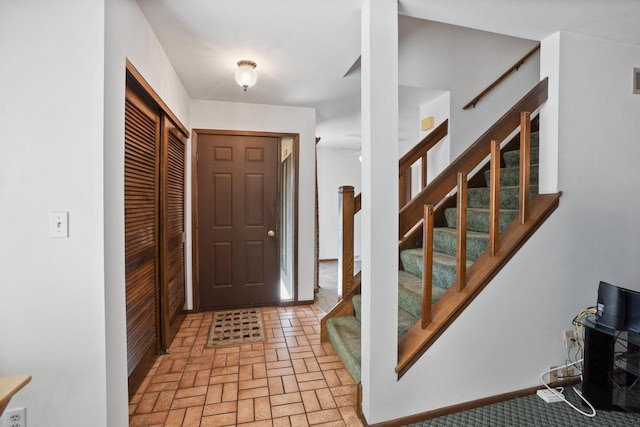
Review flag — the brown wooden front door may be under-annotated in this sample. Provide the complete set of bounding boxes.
[197,134,280,309]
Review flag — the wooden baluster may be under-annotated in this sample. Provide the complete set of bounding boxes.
[456,172,467,292]
[399,171,407,208]
[338,186,355,298]
[399,169,412,208]
[489,140,501,256]
[519,111,531,224]
[421,154,428,189]
[422,204,434,328]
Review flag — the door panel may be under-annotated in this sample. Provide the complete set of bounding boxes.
[124,87,160,376]
[198,134,279,309]
[160,118,186,349]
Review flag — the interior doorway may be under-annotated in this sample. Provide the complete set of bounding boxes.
[192,130,299,310]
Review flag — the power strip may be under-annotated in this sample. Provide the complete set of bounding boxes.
[537,389,564,403]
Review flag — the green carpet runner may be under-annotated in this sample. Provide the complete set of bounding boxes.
[326,132,539,383]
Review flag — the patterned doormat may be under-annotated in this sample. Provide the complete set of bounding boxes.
[206,308,266,347]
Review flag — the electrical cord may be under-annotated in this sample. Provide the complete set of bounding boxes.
[540,359,597,417]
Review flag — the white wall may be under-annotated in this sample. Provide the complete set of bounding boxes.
[190,100,317,302]
[0,1,107,426]
[104,0,191,425]
[368,31,640,422]
[398,16,540,161]
[317,147,362,260]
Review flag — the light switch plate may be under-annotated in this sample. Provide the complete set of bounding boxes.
[49,211,69,238]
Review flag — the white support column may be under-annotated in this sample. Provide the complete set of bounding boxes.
[360,0,399,423]
[539,32,560,193]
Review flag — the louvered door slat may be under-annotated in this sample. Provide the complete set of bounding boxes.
[165,129,186,326]
[124,93,159,376]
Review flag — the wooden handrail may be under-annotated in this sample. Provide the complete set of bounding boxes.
[399,77,548,238]
[398,119,449,209]
[399,120,449,175]
[354,193,362,214]
[463,44,540,110]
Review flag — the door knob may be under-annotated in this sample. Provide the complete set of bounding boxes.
[267,230,275,237]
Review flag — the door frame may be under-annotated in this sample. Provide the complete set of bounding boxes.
[191,129,300,311]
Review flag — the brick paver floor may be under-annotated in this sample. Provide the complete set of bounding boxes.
[129,305,362,427]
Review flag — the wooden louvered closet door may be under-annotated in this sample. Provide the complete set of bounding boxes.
[160,117,186,349]
[124,86,161,377]
[125,74,188,395]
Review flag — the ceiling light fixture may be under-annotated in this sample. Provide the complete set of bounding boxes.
[235,60,257,91]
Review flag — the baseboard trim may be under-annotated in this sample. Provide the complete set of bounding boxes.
[279,299,315,307]
[364,378,580,427]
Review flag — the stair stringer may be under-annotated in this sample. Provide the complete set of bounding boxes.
[396,191,561,378]
[320,273,361,342]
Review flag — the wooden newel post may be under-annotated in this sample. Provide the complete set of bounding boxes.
[519,111,531,224]
[456,172,468,292]
[489,140,501,256]
[422,204,434,328]
[338,186,355,299]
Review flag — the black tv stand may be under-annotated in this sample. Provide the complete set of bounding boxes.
[578,314,640,413]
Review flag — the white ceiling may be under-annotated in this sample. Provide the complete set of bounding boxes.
[136,0,640,149]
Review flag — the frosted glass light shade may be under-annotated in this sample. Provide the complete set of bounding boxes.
[235,60,257,91]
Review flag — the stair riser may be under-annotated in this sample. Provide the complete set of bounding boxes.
[503,147,539,168]
[433,229,489,261]
[484,165,538,187]
[530,132,539,147]
[400,252,457,290]
[352,294,362,322]
[467,186,538,209]
[445,208,518,233]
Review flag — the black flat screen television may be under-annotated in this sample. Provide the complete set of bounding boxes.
[596,281,640,332]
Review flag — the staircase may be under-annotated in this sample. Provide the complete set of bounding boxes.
[325,132,540,384]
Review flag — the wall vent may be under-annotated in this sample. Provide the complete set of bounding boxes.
[634,68,640,94]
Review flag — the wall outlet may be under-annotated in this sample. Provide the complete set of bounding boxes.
[549,366,558,383]
[560,367,575,378]
[4,407,26,427]
[563,329,575,348]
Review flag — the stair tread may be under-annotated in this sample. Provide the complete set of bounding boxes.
[326,316,361,383]
[326,302,421,383]
[398,307,418,338]
[500,164,539,172]
[434,227,489,239]
[468,184,537,191]
[461,207,519,214]
[398,270,448,319]
[401,249,474,267]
